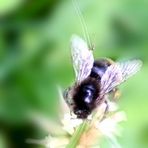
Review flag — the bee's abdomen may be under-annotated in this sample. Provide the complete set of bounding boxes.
[90,59,112,79]
[73,78,100,111]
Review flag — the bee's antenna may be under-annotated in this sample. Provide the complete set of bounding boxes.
[72,0,93,50]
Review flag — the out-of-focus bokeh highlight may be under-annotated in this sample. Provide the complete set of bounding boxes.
[0,0,148,147]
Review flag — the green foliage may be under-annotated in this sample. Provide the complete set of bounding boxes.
[0,0,148,147]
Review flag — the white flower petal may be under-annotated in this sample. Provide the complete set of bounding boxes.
[47,136,69,148]
[108,101,119,112]
[61,113,83,135]
[96,111,126,137]
[57,85,70,114]
[29,113,64,135]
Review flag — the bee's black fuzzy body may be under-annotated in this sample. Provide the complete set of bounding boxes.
[73,58,112,119]
[90,59,112,79]
[66,34,142,119]
[73,78,100,119]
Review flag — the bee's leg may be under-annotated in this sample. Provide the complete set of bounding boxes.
[112,88,121,100]
[100,100,109,121]
[104,100,109,114]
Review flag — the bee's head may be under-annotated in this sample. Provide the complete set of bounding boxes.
[74,107,90,119]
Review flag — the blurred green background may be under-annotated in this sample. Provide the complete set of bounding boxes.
[0,0,148,148]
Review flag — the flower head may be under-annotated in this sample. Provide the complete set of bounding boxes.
[27,86,126,148]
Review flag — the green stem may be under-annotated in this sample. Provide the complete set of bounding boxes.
[66,120,88,148]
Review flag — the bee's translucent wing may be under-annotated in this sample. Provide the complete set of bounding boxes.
[71,35,94,83]
[119,60,143,81]
[99,63,122,99]
[99,60,142,98]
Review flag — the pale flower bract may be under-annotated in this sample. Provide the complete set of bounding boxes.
[27,86,126,148]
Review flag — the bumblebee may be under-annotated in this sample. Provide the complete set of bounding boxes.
[64,35,142,119]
